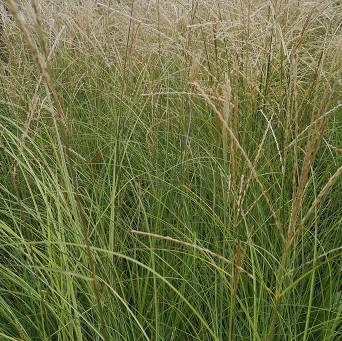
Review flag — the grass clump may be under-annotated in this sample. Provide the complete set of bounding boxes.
[0,0,341,340]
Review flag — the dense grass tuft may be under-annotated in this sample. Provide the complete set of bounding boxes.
[0,1,341,340]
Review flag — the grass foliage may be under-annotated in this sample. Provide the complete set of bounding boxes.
[0,0,341,340]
